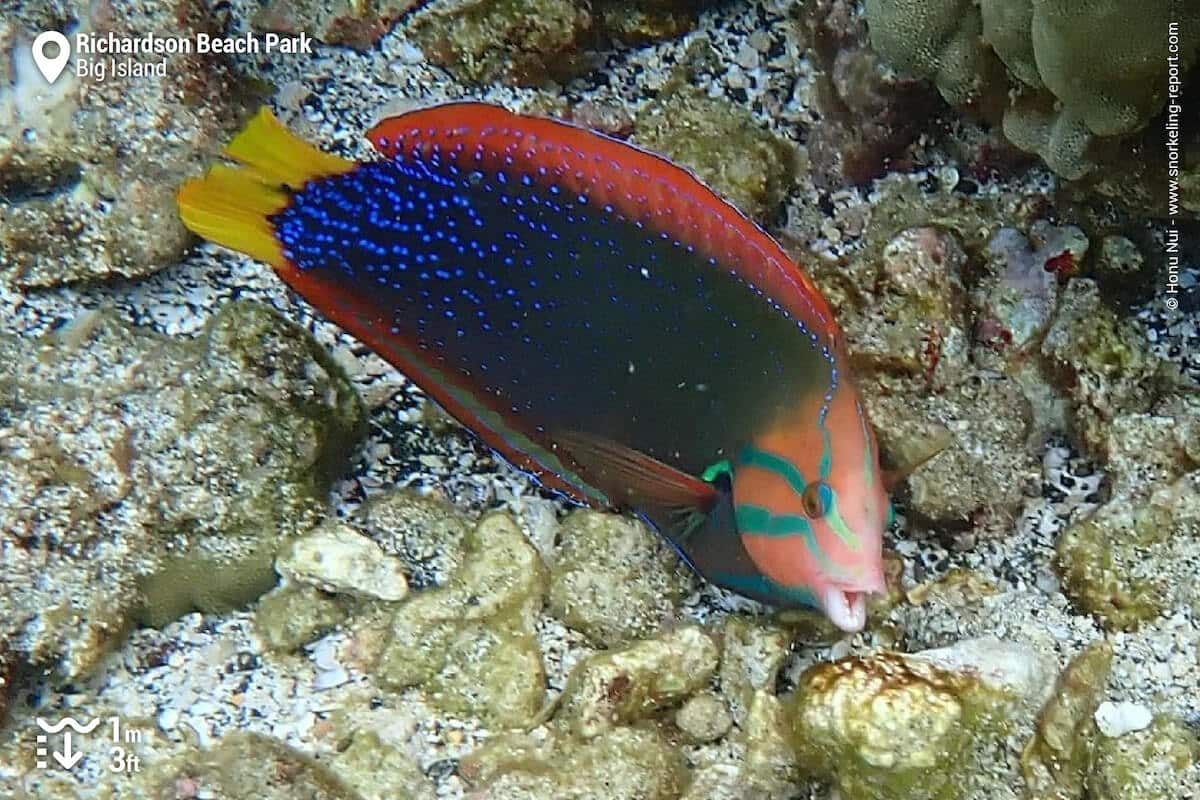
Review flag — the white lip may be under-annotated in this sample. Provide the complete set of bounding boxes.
[821,588,868,632]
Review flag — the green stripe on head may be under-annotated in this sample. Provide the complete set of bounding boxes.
[701,459,733,483]
[736,446,807,494]
[734,502,842,575]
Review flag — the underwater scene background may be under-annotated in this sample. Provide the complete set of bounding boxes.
[1,0,1199,798]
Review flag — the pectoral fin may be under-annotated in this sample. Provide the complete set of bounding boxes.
[553,430,719,514]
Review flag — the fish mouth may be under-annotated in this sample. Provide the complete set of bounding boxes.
[820,588,870,632]
[819,571,885,632]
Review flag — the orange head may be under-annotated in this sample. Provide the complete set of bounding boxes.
[730,377,888,630]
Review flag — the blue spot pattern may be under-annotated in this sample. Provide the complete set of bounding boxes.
[271,149,837,473]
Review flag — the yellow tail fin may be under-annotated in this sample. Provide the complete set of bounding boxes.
[176,108,356,266]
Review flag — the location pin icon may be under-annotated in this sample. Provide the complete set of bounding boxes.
[32,31,71,84]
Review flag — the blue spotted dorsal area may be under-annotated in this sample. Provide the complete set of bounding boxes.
[270,151,835,477]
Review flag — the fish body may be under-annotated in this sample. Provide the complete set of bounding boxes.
[177,103,888,630]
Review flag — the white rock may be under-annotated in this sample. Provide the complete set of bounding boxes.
[1094,701,1153,738]
[314,666,351,691]
[277,524,408,601]
[157,706,180,732]
[908,636,1057,704]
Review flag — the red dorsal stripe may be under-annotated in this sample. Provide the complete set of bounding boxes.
[366,102,838,341]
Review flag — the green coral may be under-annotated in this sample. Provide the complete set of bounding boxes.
[374,511,548,727]
[863,0,999,108]
[865,0,1200,178]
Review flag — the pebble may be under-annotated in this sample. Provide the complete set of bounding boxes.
[396,41,425,65]
[1094,701,1153,737]
[158,706,181,732]
[314,666,351,690]
[277,524,409,601]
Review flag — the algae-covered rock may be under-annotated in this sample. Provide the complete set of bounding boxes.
[789,638,1053,800]
[1041,279,1168,456]
[548,509,688,647]
[409,0,592,85]
[126,731,363,800]
[591,0,701,45]
[675,691,733,744]
[254,0,423,49]
[665,619,804,799]
[974,223,1087,359]
[264,0,703,67]
[356,488,474,589]
[255,583,347,652]
[559,624,719,738]
[0,301,365,680]
[375,511,548,727]
[717,616,790,725]
[0,645,10,726]
[815,217,1040,542]
[1054,390,1200,632]
[1021,640,1113,800]
[1056,470,1200,631]
[277,522,409,602]
[740,690,802,798]
[840,226,970,388]
[791,652,974,799]
[1088,715,1200,800]
[331,729,435,800]
[632,87,797,222]
[866,376,1035,541]
[460,725,685,799]
[1093,235,1151,305]
[0,3,266,286]
[970,223,1091,445]
[680,688,801,800]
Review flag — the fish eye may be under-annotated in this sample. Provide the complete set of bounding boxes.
[801,481,830,518]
